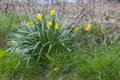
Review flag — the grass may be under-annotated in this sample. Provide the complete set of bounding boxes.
[0,49,42,80]
[0,12,29,49]
[0,49,20,79]
[76,44,120,80]
[0,44,120,80]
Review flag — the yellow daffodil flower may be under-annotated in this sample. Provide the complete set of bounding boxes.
[60,22,65,26]
[54,24,59,30]
[27,21,34,26]
[11,40,16,45]
[73,26,79,32]
[47,21,52,27]
[54,67,60,72]
[85,24,91,31]
[36,13,42,21]
[50,10,56,16]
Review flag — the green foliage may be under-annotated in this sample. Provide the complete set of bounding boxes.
[91,21,120,45]
[0,12,29,49]
[0,49,43,80]
[0,49,20,79]
[0,12,28,38]
[47,51,80,80]
[76,44,120,80]
[1,44,120,80]
[11,58,43,80]
[76,21,119,48]
[42,44,120,80]
[8,10,78,66]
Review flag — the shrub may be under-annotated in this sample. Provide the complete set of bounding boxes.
[8,10,78,65]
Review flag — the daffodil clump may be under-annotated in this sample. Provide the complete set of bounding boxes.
[75,23,113,47]
[8,10,78,65]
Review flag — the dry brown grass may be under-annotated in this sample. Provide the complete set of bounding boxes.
[0,1,120,29]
